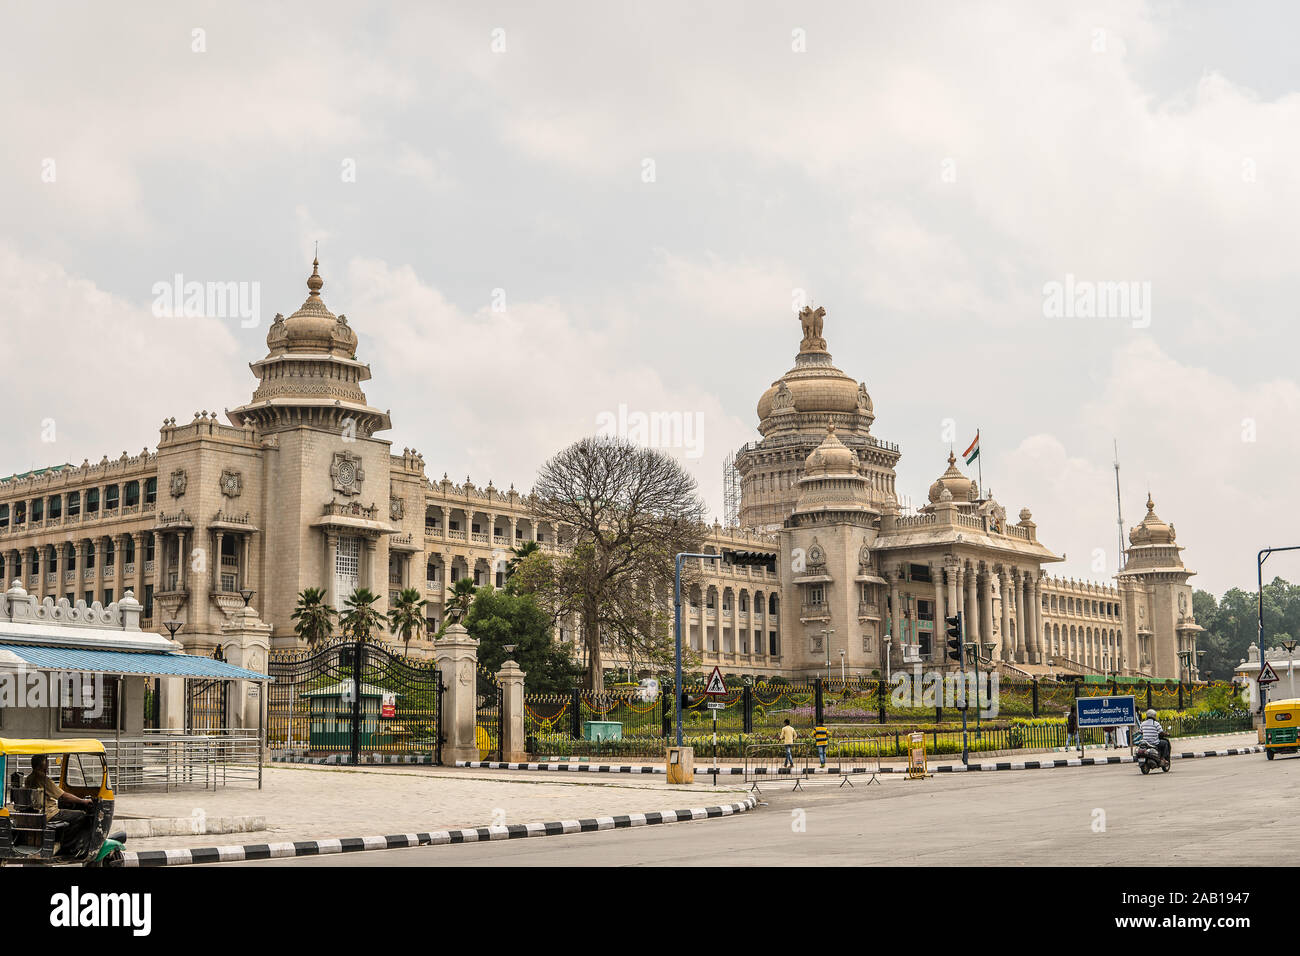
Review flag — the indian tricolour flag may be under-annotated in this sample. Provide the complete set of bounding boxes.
[963,431,980,465]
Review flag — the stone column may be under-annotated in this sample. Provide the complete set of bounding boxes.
[964,561,980,649]
[220,604,273,731]
[324,532,339,609]
[1030,574,1044,663]
[93,535,105,604]
[74,540,87,602]
[113,534,125,602]
[179,529,190,592]
[497,658,527,761]
[509,517,518,547]
[441,509,449,539]
[1016,571,1029,664]
[946,557,959,624]
[931,564,945,661]
[999,567,1013,662]
[980,564,995,661]
[886,570,901,647]
[152,532,165,594]
[133,532,146,601]
[434,623,481,764]
[213,530,226,594]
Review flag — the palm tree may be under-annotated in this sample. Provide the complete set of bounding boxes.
[290,587,336,646]
[446,578,477,625]
[340,587,385,643]
[388,587,428,652]
[506,540,540,578]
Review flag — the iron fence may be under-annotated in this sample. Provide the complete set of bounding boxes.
[268,639,442,764]
[519,676,1248,759]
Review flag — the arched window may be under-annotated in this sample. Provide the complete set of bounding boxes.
[144,477,157,504]
[13,501,24,525]
[104,485,119,509]
[31,499,43,522]
[48,496,61,519]
[768,594,779,616]
[0,504,8,529]
[67,491,80,516]
[124,481,140,507]
[85,489,99,514]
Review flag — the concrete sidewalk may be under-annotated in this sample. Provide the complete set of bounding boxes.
[115,763,747,852]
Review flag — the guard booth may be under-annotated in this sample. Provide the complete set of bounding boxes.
[303,682,400,751]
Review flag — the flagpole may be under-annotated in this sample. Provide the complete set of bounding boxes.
[977,427,984,498]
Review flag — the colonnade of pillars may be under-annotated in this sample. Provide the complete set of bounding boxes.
[883,558,1047,665]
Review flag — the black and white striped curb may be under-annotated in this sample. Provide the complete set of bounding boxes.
[120,795,756,867]
[457,745,1264,775]
[272,753,434,766]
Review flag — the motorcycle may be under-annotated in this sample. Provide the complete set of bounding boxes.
[1135,733,1170,775]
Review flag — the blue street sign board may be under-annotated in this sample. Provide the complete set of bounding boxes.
[1075,695,1138,729]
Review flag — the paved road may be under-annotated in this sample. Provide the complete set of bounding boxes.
[235,750,1298,866]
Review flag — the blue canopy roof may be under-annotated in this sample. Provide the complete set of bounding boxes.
[0,644,270,681]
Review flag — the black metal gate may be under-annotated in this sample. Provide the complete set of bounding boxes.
[186,678,229,733]
[267,639,443,764]
[476,667,503,762]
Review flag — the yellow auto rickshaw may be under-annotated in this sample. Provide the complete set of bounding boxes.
[1264,699,1300,760]
[0,738,127,866]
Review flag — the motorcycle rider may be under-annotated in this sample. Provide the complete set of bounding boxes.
[1139,708,1170,769]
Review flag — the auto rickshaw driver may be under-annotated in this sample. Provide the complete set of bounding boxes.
[24,754,95,846]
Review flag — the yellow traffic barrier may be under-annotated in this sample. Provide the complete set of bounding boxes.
[907,732,929,779]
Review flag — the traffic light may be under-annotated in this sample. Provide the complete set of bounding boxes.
[945,612,964,664]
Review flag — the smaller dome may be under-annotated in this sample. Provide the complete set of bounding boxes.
[928,453,977,503]
[1129,493,1175,546]
[804,424,858,474]
[266,258,359,356]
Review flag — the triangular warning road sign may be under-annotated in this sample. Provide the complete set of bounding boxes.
[704,666,727,696]
[1259,661,1281,684]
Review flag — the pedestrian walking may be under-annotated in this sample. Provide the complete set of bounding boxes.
[814,724,830,767]
[780,719,796,768]
[1065,707,1079,749]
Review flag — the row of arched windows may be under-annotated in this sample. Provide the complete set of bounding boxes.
[0,479,157,529]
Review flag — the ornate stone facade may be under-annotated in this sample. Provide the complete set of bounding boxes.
[0,266,1196,679]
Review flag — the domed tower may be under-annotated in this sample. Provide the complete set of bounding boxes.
[735,305,900,530]
[777,425,888,678]
[226,259,398,645]
[1117,494,1201,679]
[923,453,981,510]
[228,259,391,436]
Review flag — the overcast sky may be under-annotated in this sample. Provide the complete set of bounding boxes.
[2,1,1297,596]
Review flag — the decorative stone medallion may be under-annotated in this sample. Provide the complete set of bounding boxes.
[169,469,188,498]
[331,452,365,497]
[219,469,242,498]
[807,540,825,568]
[390,496,404,521]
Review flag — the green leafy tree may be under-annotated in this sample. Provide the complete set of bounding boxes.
[290,587,336,646]
[463,586,582,692]
[388,587,428,652]
[506,540,540,583]
[340,587,385,643]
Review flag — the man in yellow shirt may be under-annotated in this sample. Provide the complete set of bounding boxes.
[24,754,93,822]
[780,719,797,768]
[814,725,830,767]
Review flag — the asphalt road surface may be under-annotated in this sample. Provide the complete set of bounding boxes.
[235,752,1297,866]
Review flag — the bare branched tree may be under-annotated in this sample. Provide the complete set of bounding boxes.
[529,435,708,691]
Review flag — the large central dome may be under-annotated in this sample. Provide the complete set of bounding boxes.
[755,306,875,437]
[734,305,899,531]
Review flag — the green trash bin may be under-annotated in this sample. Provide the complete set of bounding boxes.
[583,721,623,742]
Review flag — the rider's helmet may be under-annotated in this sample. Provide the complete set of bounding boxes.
[1145,708,1157,718]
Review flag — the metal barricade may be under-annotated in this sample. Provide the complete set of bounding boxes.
[103,729,262,792]
[814,735,883,787]
[744,741,810,791]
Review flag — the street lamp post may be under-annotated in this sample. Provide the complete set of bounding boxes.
[674,552,720,749]
[820,628,835,679]
[1257,547,1300,724]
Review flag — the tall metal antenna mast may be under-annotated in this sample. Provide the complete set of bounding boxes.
[1113,439,1125,573]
